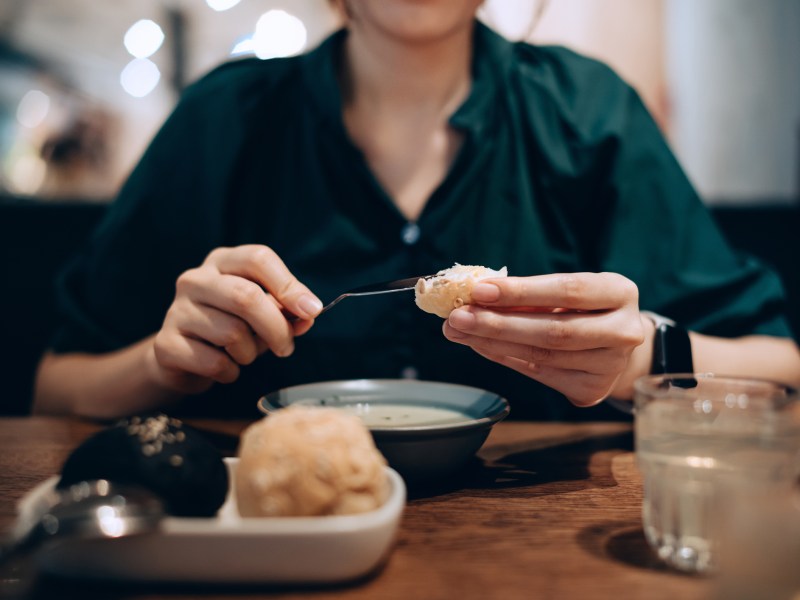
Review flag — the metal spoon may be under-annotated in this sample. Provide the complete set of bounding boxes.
[0,479,164,578]
[287,274,435,322]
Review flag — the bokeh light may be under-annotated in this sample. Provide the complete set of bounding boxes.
[120,58,161,98]
[252,10,307,60]
[7,154,46,195]
[16,90,51,129]
[231,36,255,57]
[206,0,241,12]
[123,19,165,59]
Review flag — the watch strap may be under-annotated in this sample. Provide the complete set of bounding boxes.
[642,311,694,375]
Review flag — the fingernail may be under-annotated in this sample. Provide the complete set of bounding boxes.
[472,283,500,303]
[449,310,475,330]
[297,294,323,318]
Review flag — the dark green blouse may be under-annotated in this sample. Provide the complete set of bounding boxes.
[52,22,792,420]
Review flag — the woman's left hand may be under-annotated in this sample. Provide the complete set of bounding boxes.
[442,272,649,406]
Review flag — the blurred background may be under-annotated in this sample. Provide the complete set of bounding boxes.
[1,0,798,204]
[0,0,798,413]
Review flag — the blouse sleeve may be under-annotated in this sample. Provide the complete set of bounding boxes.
[593,85,792,339]
[50,69,246,354]
[522,44,792,339]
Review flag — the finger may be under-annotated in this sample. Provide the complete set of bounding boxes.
[471,273,639,311]
[179,271,295,357]
[272,297,315,337]
[266,294,315,342]
[471,348,612,407]
[155,332,241,385]
[447,306,641,351]
[246,294,313,353]
[207,245,323,319]
[292,318,315,337]
[443,321,626,375]
[172,302,260,366]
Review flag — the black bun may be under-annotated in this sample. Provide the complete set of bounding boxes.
[58,413,229,517]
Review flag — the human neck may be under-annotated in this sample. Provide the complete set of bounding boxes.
[341,23,474,119]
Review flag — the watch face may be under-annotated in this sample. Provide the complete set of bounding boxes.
[652,323,694,378]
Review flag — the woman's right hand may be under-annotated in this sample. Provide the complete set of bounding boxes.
[148,245,323,394]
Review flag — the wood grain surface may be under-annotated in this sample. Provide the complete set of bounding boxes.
[0,417,713,600]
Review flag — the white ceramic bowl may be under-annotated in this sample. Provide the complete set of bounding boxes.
[258,379,511,482]
[20,458,405,584]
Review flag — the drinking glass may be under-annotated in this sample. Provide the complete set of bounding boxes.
[712,478,800,600]
[633,373,800,574]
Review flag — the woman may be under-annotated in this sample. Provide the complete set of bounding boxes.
[33,0,800,420]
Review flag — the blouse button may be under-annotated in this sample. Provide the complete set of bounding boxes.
[401,223,420,245]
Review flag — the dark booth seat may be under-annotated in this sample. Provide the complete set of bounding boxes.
[1,196,797,415]
[0,198,108,415]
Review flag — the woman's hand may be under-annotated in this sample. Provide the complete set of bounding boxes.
[442,272,649,406]
[149,245,323,394]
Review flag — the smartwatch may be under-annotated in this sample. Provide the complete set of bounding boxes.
[607,312,696,414]
[641,311,694,375]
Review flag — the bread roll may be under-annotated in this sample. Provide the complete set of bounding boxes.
[235,406,389,517]
[414,264,508,318]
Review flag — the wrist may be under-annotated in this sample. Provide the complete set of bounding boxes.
[609,312,657,400]
[143,336,169,391]
[143,336,186,395]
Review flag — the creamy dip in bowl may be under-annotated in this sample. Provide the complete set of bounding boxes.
[258,379,510,482]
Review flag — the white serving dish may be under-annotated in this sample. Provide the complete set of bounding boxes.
[18,458,405,584]
[258,379,511,482]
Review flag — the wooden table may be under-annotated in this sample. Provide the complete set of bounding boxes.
[0,417,712,599]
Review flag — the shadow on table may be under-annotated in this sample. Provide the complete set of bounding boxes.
[576,520,700,576]
[10,562,386,600]
[407,429,634,500]
[577,521,664,571]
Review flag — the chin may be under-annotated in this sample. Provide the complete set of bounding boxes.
[348,0,481,43]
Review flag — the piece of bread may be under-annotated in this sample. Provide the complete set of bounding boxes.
[235,406,389,517]
[414,264,508,318]
[58,413,229,517]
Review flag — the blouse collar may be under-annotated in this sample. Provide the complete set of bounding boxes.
[301,20,514,140]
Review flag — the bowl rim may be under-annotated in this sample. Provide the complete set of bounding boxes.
[257,378,511,436]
